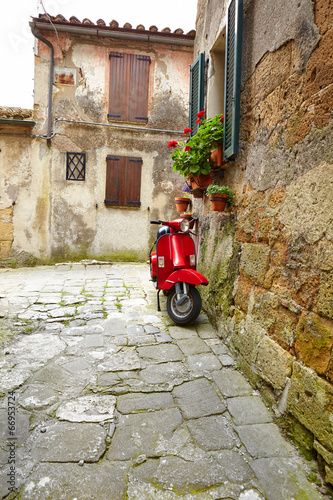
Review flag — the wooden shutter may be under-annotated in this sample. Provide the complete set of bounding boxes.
[189,52,205,135]
[125,158,142,207]
[223,0,243,160]
[105,156,142,208]
[105,156,123,206]
[109,53,150,123]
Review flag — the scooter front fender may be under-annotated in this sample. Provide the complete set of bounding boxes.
[161,269,209,290]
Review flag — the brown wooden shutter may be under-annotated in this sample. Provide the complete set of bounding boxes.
[105,156,123,206]
[108,54,127,121]
[105,156,142,207]
[108,53,150,123]
[125,158,142,207]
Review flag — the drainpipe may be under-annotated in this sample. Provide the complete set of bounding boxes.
[30,23,54,143]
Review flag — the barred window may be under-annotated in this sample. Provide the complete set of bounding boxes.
[66,153,86,181]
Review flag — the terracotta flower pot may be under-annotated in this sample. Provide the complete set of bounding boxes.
[210,143,223,167]
[210,193,228,211]
[175,197,190,213]
[179,213,195,229]
[188,172,213,191]
[192,189,203,199]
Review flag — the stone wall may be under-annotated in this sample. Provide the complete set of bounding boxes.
[194,0,333,484]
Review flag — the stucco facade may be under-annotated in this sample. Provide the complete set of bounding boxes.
[193,0,333,485]
[0,15,194,264]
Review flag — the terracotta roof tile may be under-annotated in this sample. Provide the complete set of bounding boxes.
[35,13,195,38]
[0,107,33,120]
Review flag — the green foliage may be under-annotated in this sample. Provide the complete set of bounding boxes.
[170,114,224,178]
[206,184,234,204]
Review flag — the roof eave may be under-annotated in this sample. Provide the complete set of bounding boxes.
[30,20,195,46]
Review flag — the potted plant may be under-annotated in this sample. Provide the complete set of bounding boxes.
[169,112,225,190]
[175,183,191,212]
[206,184,234,212]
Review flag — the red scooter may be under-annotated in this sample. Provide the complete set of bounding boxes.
[149,217,209,325]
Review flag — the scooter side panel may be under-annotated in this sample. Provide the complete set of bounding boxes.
[161,268,209,290]
[156,234,196,289]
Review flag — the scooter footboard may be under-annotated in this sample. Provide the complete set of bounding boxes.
[161,269,209,290]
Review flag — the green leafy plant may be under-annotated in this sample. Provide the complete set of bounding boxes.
[169,113,224,178]
[206,184,234,204]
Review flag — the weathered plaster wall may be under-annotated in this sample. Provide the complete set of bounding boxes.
[0,134,50,264]
[1,29,192,264]
[195,0,333,484]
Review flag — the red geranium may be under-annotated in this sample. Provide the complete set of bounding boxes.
[168,140,178,148]
[220,115,224,123]
[184,146,191,151]
[197,111,205,119]
[183,127,193,134]
[195,118,201,124]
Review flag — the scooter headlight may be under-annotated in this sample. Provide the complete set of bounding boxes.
[180,219,190,232]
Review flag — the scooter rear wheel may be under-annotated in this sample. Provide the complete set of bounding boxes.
[167,284,202,325]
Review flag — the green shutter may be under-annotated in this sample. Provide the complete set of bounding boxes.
[189,52,205,135]
[223,0,243,160]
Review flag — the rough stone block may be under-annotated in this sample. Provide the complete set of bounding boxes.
[316,271,333,320]
[287,361,333,450]
[240,243,270,285]
[254,41,294,103]
[315,240,333,271]
[177,337,211,356]
[230,316,265,366]
[234,275,255,313]
[256,335,293,390]
[0,241,12,258]
[253,291,298,348]
[295,311,333,375]
[314,439,333,467]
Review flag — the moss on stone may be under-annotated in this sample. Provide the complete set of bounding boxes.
[198,215,240,325]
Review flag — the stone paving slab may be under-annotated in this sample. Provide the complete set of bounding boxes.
[19,461,129,500]
[0,263,327,499]
[172,378,226,419]
[31,422,107,462]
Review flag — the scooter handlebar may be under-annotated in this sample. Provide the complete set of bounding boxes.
[150,220,162,225]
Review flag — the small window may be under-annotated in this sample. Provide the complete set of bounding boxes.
[105,155,142,208]
[66,152,86,181]
[108,52,150,124]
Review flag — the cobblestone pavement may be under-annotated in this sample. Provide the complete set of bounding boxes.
[0,263,325,499]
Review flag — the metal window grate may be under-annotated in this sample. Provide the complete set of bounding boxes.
[66,152,86,181]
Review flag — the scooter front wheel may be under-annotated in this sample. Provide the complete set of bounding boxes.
[167,284,202,325]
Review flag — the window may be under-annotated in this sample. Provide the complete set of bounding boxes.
[105,156,142,208]
[108,52,151,124]
[66,152,86,180]
[188,0,243,160]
